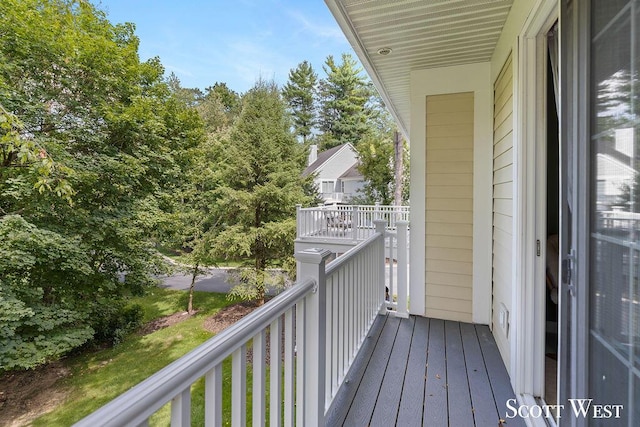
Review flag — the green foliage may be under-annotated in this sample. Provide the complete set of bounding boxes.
[0,0,204,369]
[353,133,409,205]
[0,215,94,370]
[212,80,310,303]
[619,172,640,212]
[318,53,372,150]
[282,61,317,143]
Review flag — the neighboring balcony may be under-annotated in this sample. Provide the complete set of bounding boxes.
[74,213,521,427]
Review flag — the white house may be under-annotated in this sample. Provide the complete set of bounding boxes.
[303,143,365,204]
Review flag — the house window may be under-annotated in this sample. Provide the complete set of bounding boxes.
[320,180,334,194]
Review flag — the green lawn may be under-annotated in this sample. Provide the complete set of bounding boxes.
[33,289,241,426]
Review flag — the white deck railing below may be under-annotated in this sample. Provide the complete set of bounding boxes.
[74,221,408,426]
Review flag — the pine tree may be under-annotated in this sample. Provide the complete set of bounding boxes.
[282,61,317,143]
[212,80,311,304]
[318,53,371,150]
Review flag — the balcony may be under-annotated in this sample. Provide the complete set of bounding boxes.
[74,216,520,427]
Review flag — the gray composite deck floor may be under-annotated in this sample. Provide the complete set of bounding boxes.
[325,315,525,427]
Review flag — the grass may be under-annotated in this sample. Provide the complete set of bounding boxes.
[33,289,238,426]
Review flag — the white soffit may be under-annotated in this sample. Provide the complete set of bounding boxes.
[325,0,514,140]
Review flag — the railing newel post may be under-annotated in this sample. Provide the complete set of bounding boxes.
[295,248,332,427]
[374,220,387,313]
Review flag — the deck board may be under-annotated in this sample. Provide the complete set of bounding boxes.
[328,315,522,426]
[424,318,448,427]
[445,320,475,427]
[342,316,401,426]
[369,316,415,426]
[396,317,429,426]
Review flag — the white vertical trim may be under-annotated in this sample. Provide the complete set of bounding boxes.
[511,0,559,401]
[410,62,492,321]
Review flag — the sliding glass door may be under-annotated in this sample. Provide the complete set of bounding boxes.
[589,0,640,425]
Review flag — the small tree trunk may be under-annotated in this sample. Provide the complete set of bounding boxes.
[393,130,404,206]
[188,263,199,314]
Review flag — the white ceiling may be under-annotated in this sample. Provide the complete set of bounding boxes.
[325,0,514,139]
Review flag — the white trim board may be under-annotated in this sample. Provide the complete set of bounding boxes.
[410,62,493,324]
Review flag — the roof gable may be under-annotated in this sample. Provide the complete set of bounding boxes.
[303,143,356,176]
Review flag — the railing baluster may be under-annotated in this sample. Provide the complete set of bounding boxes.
[205,365,222,427]
[331,274,338,395]
[296,300,305,426]
[252,331,266,427]
[269,318,282,427]
[397,221,409,318]
[232,346,246,427]
[284,308,294,427]
[170,387,191,427]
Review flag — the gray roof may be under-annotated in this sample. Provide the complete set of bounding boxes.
[339,163,363,180]
[303,144,348,176]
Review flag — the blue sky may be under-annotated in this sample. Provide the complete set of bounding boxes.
[94,0,356,94]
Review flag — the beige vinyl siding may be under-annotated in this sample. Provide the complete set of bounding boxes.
[492,54,513,362]
[425,92,474,323]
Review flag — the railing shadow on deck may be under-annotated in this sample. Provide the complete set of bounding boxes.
[74,221,409,426]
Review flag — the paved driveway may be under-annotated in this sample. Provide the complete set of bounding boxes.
[159,269,233,293]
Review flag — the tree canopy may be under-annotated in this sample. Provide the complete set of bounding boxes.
[0,0,203,369]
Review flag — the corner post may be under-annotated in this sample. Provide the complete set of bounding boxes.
[296,204,302,238]
[294,248,332,427]
[374,220,387,313]
[396,220,409,318]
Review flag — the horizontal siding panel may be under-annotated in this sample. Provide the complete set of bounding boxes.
[493,212,513,233]
[426,149,474,162]
[493,164,513,185]
[425,297,472,314]
[425,92,473,321]
[494,60,513,99]
[426,271,473,288]
[427,185,473,199]
[427,135,474,150]
[426,284,473,300]
[426,123,474,138]
[494,82,513,114]
[493,132,513,158]
[426,223,473,237]
[426,247,473,262]
[425,259,473,275]
[427,210,473,224]
[425,308,473,323]
[493,198,513,217]
[494,115,513,142]
[493,147,513,170]
[425,161,473,174]
[426,173,473,186]
[492,227,512,251]
[493,95,513,128]
[427,92,474,104]
[426,235,473,250]
[493,182,513,199]
[427,110,474,126]
[426,198,473,211]
[425,98,474,113]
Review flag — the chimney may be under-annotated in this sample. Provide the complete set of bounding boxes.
[308,144,318,166]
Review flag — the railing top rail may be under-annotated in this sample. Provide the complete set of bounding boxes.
[325,231,383,276]
[74,278,316,427]
[297,204,409,211]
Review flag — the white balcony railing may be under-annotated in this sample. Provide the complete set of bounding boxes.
[74,220,408,426]
[296,204,410,241]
